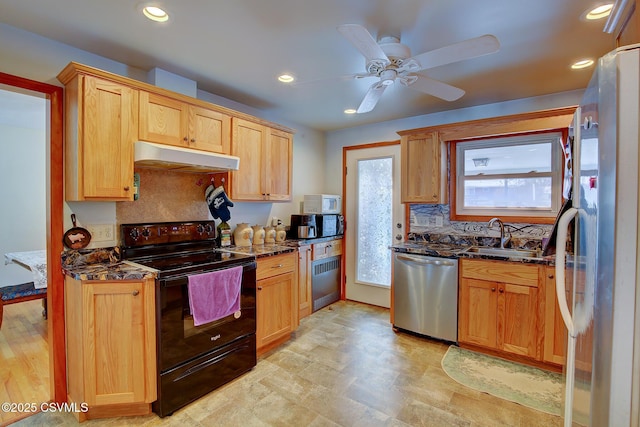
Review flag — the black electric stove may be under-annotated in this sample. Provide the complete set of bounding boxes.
[120,221,257,417]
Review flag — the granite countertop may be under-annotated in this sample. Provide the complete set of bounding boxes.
[391,242,553,265]
[284,235,343,247]
[218,243,295,258]
[61,247,156,281]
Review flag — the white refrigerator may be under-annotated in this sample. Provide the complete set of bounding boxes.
[555,44,640,426]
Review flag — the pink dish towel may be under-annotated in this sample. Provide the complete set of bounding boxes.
[188,266,243,326]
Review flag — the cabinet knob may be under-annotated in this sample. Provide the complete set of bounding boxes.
[132,290,139,296]
[548,274,554,279]
[190,138,196,143]
[183,136,188,141]
[124,186,130,191]
[499,288,504,293]
[257,286,263,291]
[491,287,496,292]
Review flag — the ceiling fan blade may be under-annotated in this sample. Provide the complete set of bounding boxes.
[292,72,375,87]
[337,24,390,64]
[406,75,465,101]
[400,34,500,72]
[357,82,387,113]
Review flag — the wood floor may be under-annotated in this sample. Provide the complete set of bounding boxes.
[9,300,561,426]
[0,299,49,427]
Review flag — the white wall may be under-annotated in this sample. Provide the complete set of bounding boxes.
[0,121,46,286]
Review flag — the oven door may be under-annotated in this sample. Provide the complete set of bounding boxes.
[157,261,256,372]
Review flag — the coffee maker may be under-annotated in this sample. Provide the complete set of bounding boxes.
[290,214,317,239]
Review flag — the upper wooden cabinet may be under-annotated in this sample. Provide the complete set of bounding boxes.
[139,92,231,154]
[60,74,137,201]
[230,118,293,201]
[58,62,294,201]
[399,130,447,204]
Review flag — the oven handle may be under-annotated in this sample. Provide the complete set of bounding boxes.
[172,341,253,382]
[159,261,256,288]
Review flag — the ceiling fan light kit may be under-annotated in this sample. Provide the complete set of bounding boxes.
[337,24,500,113]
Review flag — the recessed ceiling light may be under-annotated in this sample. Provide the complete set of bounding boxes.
[344,109,357,114]
[583,3,613,20]
[143,6,169,22]
[278,74,295,83]
[571,59,595,69]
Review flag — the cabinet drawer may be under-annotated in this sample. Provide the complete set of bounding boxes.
[312,239,343,261]
[256,252,295,281]
[460,259,539,287]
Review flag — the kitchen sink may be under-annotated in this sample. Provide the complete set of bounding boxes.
[462,246,539,258]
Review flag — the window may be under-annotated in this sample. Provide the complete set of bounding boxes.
[453,131,564,222]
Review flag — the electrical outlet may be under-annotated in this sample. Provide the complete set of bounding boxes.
[86,224,116,242]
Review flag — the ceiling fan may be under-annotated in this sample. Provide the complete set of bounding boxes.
[337,24,500,113]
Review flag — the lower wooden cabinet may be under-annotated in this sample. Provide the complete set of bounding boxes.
[256,252,297,355]
[64,276,156,421]
[312,239,343,261]
[297,245,312,320]
[459,259,541,360]
[543,265,593,371]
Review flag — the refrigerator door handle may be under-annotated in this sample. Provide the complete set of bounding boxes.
[554,205,578,427]
[555,206,578,337]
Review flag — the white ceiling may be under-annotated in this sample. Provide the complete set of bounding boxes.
[0,0,615,132]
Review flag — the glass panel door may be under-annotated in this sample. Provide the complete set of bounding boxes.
[345,144,402,308]
[356,157,392,286]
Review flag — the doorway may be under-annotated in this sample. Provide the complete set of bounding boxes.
[0,71,65,410]
[344,142,403,308]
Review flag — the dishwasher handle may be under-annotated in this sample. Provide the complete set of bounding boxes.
[396,254,455,267]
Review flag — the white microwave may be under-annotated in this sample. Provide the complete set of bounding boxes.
[303,194,342,214]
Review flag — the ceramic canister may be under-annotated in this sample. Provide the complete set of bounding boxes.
[275,225,287,243]
[265,226,276,243]
[252,224,265,245]
[233,223,253,247]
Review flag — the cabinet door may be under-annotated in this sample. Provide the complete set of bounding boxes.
[298,245,312,319]
[543,267,566,365]
[400,131,446,203]
[82,76,137,200]
[256,272,294,349]
[498,282,538,358]
[231,118,265,200]
[264,128,292,201]
[84,281,147,405]
[188,106,231,154]
[459,277,498,348]
[139,92,188,147]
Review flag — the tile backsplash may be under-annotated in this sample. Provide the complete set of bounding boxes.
[116,169,210,224]
[409,204,552,249]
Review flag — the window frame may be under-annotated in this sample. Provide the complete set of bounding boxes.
[450,129,567,224]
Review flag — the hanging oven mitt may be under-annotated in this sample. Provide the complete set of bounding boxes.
[205,184,234,222]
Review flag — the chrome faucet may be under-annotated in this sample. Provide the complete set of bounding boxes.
[488,217,511,249]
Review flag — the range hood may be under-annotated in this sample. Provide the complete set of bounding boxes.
[134,141,239,172]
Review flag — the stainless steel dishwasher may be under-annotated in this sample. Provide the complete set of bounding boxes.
[392,252,458,342]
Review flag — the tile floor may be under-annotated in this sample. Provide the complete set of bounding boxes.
[12,300,561,426]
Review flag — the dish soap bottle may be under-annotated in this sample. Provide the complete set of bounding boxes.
[217,221,232,247]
